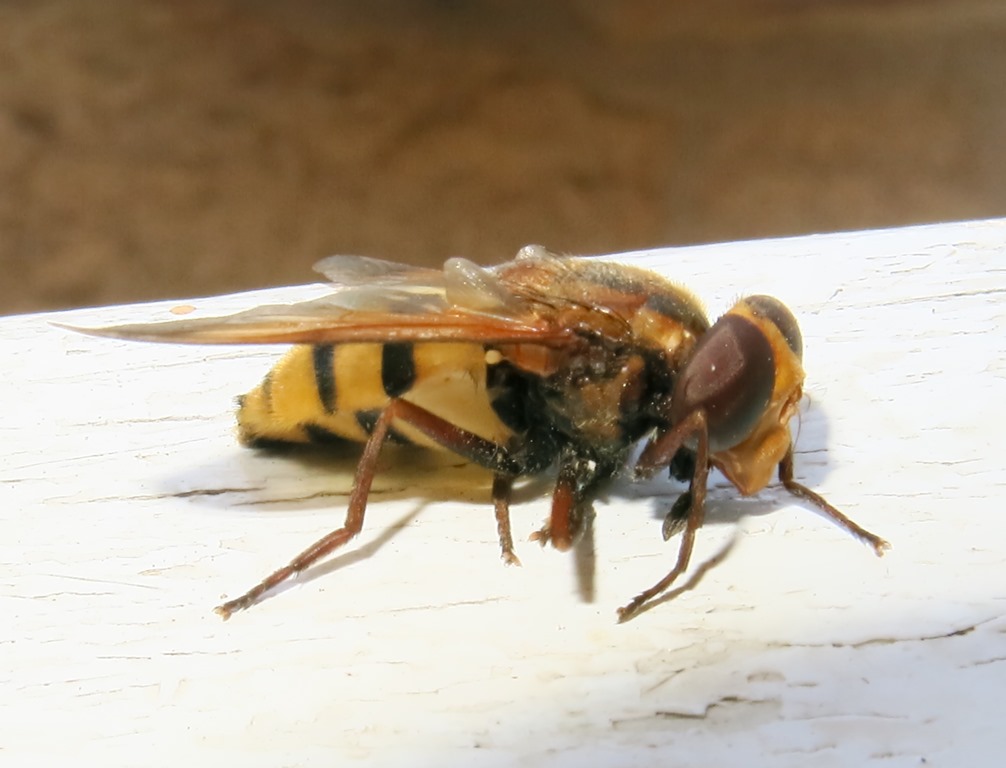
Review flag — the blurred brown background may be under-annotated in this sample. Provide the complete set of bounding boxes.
[3,0,1005,314]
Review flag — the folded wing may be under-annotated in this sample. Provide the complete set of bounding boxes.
[60,254,574,347]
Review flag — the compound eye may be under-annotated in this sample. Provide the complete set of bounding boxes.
[744,295,802,360]
[670,314,775,453]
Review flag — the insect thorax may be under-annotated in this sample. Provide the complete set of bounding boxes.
[489,334,676,477]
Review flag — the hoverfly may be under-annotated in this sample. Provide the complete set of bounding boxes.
[68,245,889,621]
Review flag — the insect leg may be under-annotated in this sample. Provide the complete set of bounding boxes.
[215,398,528,619]
[529,444,619,552]
[661,490,692,541]
[618,410,710,622]
[492,473,521,566]
[529,459,580,551]
[662,450,696,539]
[778,448,890,556]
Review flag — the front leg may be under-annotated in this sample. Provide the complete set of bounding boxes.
[618,410,711,622]
[778,447,890,556]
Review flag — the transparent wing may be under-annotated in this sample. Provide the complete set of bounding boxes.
[312,254,521,316]
[312,255,443,287]
[59,253,573,347]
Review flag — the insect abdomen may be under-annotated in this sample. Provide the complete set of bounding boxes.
[237,342,515,451]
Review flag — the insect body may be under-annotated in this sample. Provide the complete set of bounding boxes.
[71,245,889,621]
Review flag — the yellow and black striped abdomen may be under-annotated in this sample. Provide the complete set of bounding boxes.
[237,342,516,451]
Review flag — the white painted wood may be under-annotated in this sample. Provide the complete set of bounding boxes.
[4,219,1004,766]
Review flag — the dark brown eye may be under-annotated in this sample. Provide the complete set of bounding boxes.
[744,295,802,360]
[670,314,775,452]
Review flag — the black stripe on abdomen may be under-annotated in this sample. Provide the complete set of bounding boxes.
[381,342,416,398]
[312,345,337,413]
